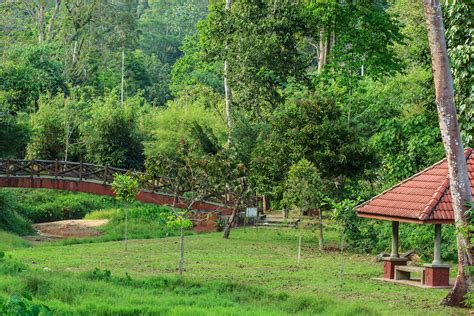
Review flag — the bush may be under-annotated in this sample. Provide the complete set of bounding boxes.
[0,191,33,235]
[2,189,116,223]
[0,294,51,316]
[466,291,474,308]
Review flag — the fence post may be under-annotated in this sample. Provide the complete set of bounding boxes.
[6,159,10,178]
[55,159,58,179]
[104,165,108,184]
[79,161,83,182]
[30,159,34,179]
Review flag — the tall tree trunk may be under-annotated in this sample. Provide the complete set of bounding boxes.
[64,121,70,161]
[224,0,232,145]
[37,5,46,43]
[223,206,238,239]
[317,30,327,73]
[262,195,270,213]
[47,0,61,41]
[424,0,472,306]
[121,48,125,106]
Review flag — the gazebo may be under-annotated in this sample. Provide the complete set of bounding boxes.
[355,148,473,288]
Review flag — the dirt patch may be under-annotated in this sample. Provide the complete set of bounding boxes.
[25,219,109,241]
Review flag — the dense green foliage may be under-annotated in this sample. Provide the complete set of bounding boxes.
[0,191,34,236]
[0,189,116,224]
[282,158,324,211]
[0,2,472,306]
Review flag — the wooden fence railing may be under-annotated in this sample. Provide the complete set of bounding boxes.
[0,159,230,206]
[0,159,131,184]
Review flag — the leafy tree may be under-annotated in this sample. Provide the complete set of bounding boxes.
[308,1,403,78]
[144,89,226,159]
[251,89,374,205]
[0,44,66,111]
[81,93,146,169]
[444,2,473,147]
[170,34,223,96]
[201,0,309,114]
[119,49,173,106]
[26,92,85,161]
[388,0,431,66]
[139,0,208,65]
[0,112,29,159]
[145,141,212,274]
[283,158,325,250]
[204,148,252,239]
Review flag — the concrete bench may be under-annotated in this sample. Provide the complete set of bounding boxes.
[395,266,425,284]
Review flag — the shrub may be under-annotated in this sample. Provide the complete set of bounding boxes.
[85,268,112,281]
[0,294,51,316]
[2,188,116,223]
[0,191,33,235]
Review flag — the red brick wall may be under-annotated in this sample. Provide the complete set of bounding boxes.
[424,267,450,287]
[383,260,407,279]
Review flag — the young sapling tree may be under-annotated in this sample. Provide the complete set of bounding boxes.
[283,159,325,251]
[145,141,212,274]
[112,173,139,251]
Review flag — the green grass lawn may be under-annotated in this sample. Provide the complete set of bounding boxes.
[1,228,466,315]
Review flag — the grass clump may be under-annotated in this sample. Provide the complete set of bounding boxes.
[84,209,118,220]
[0,231,31,252]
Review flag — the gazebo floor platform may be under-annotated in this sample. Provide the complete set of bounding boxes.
[374,277,454,289]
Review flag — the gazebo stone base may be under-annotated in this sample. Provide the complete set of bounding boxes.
[423,264,451,287]
[382,257,408,279]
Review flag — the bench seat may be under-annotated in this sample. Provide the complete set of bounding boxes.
[395,265,425,284]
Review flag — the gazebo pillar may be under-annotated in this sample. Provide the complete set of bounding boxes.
[390,221,399,258]
[432,224,442,265]
[423,224,450,287]
[383,221,407,279]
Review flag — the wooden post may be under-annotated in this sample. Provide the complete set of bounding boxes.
[390,221,400,258]
[54,159,58,179]
[30,159,34,179]
[104,165,108,184]
[6,159,10,178]
[79,161,83,182]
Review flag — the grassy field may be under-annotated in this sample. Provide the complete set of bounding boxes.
[0,227,466,315]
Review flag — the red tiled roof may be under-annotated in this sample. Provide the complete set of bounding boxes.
[356,148,473,224]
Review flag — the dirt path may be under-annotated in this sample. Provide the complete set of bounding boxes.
[24,219,109,242]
